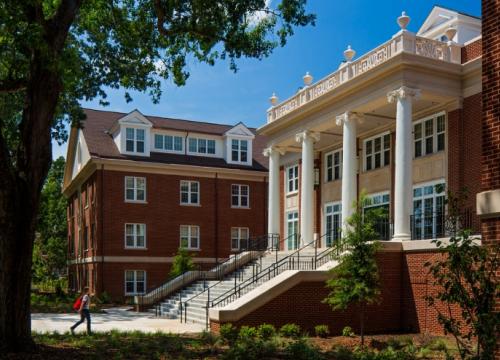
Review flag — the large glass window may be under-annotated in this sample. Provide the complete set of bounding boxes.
[125,270,146,295]
[124,176,146,202]
[231,184,249,208]
[231,227,249,251]
[231,139,248,162]
[325,150,342,182]
[180,181,199,205]
[286,165,299,193]
[180,225,200,249]
[363,193,391,240]
[414,113,446,158]
[154,134,184,152]
[188,138,216,154]
[364,133,390,171]
[125,223,146,248]
[125,128,145,153]
[412,182,446,240]
[325,203,341,246]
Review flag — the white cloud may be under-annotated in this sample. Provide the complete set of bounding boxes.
[247,0,273,26]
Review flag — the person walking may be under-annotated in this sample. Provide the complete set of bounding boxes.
[70,287,92,335]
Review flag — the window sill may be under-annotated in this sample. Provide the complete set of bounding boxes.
[182,248,201,252]
[231,206,250,210]
[413,150,445,160]
[363,165,390,173]
[180,203,201,207]
[124,247,148,250]
[324,178,341,184]
[286,191,299,197]
[125,200,148,204]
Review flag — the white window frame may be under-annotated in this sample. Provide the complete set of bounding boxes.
[124,270,146,295]
[363,132,391,172]
[324,202,342,247]
[231,227,249,251]
[231,184,250,208]
[231,139,248,163]
[413,112,446,159]
[180,180,200,205]
[180,225,200,250]
[286,164,299,194]
[325,149,342,182]
[285,211,299,250]
[124,176,146,203]
[153,133,184,153]
[125,127,145,154]
[188,137,217,155]
[124,223,146,249]
[412,179,446,240]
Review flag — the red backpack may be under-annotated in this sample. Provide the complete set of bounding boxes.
[72,296,82,311]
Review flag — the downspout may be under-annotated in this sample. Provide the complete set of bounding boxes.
[100,164,105,295]
[214,173,219,264]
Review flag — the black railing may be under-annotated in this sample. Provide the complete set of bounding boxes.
[410,210,474,240]
[372,217,393,240]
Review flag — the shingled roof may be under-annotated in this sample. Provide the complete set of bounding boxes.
[81,108,268,172]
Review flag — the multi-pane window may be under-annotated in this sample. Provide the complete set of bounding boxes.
[363,193,391,240]
[125,270,146,295]
[325,203,341,246]
[286,211,299,250]
[154,134,183,152]
[412,181,446,240]
[414,113,446,158]
[231,227,249,251]
[125,176,146,202]
[364,133,391,171]
[188,138,216,154]
[231,139,248,162]
[231,184,249,208]
[180,225,199,249]
[125,128,145,153]
[325,150,342,182]
[125,223,146,248]
[286,165,299,193]
[180,181,199,205]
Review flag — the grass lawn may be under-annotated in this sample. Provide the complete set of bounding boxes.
[4,330,459,360]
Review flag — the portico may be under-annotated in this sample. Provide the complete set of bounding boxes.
[260,11,475,246]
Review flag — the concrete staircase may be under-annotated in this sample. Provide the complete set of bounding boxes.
[153,249,318,324]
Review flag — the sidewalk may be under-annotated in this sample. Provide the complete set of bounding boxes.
[31,307,204,334]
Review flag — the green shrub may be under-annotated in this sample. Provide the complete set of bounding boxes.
[238,326,258,341]
[279,323,301,338]
[285,338,323,360]
[257,323,276,340]
[220,323,239,346]
[331,345,354,360]
[314,325,330,338]
[97,291,112,304]
[221,338,277,360]
[342,326,355,337]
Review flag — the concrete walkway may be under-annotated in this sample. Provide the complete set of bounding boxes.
[31,307,204,334]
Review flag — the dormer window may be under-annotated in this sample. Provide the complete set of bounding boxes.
[188,138,216,155]
[231,139,248,163]
[126,128,145,153]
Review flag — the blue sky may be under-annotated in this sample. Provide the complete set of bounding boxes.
[52,0,480,159]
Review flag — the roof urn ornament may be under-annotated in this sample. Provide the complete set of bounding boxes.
[343,45,356,62]
[445,26,457,42]
[269,92,278,106]
[397,11,410,30]
[303,72,313,86]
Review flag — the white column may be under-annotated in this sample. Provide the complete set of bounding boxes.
[336,112,360,227]
[263,147,283,238]
[388,86,420,240]
[296,131,320,245]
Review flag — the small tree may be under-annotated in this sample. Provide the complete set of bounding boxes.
[170,248,195,277]
[425,191,500,360]
[323,195,381,346]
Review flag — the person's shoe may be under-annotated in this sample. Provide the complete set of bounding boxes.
[70,327,75,336]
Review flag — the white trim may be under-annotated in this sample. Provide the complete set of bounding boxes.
[152,133,184,154]
[231,184,250,208]
[323,201,342,247]
[180,180,200,205]
[362,131,391,172]
[231,227,249,251]
[413,111,446,159]
[124,269,147,296]
[180,225,200,250]
[124,223,147,249]
[324,148,342,182]
[464,35,482,45]
[285,164,299,194]
[124,176,147,203]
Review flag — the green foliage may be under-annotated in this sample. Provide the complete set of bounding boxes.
[285,338,323,360]
[342,326,355,337]
[257,323,276,340]
[96,291,112,305]
[169,248,195,277]
[238,325,258,341]
[314,324,330,338]
[32,157,68,284]
[219,323,239,346]
[279,323,301,338]
[424,191,500,360]
[324,193,381,345]
[222,325,277,360]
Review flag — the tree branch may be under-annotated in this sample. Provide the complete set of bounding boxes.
[0,79,27,94]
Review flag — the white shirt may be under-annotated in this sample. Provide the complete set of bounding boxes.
[82,294,90,310]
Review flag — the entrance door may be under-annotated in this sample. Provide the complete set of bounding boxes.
[286,211,299,250]
[325,203,341,247]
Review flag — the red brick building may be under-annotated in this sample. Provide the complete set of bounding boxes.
[62,109,268,301]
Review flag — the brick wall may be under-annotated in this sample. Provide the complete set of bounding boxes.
[461,39,482,63]
[68,168,267,300]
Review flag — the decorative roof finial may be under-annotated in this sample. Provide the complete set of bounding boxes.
[397,11,410,30]
[445,26,457,42]
[269,92,278,106]
[343,45,356,62]
[303,72,313,86]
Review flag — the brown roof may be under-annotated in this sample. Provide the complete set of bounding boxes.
[81,108,268,171]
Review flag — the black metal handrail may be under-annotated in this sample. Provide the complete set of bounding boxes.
[410,210,474,240]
